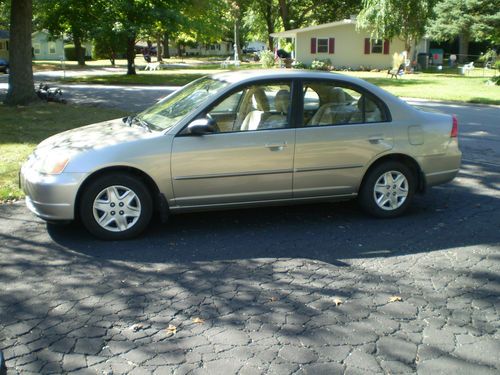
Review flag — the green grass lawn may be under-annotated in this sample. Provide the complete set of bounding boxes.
[66,72,206,86]
[0,103,128,202]
[341,70,500,105]
[64,66,500,105]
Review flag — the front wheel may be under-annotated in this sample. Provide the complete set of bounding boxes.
[79,174,153,240]
[359,161,415,218]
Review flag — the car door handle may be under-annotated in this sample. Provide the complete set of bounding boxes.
[265,142,287,151]
[368,136,384,144]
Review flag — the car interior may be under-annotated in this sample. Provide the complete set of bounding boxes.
[204,82,384,134]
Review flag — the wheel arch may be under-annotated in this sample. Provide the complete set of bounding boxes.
[74,166,163,220]
[360,153,425,193]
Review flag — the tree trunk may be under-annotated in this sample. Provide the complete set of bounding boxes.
[156,33,163,62]
[126,36,136,75]
[163,32,170,58]
[73,35,85,66]
[458,33,469,63]
[177,42,182,57]
[264,2,275,50]
[109,50,116,66]
[5,0,38,105]
[278,0,290,30]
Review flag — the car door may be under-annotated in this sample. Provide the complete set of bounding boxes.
[293,80,394,197]
[171,81,296,207]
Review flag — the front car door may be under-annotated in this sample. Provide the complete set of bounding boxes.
[171,80,296,207]
[293,80,394,198]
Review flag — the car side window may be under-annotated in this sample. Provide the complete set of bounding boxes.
[205,82,292,133]
[304,82,387,126]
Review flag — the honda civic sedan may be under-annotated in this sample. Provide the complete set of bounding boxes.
[20,70,461,240]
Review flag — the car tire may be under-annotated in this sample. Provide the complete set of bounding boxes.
[359,161,415,218]
[79,173,153,240]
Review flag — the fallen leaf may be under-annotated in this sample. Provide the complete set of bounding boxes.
[269,296,279,302]
[165,324,177,334]
[333,298,343,306]
[192,317,205,324]
[388,296,403,303]
[129,323,143,332]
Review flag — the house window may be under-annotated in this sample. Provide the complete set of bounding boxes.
[371,39,383,54]
[33,43,41,55]
[317,38,328,53]
[48,42,56,54]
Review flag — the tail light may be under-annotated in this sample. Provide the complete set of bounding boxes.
[451,115,458,138]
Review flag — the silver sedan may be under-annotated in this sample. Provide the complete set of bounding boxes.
[20,70,461,240]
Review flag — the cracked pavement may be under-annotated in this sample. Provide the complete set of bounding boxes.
[1,91,499,374]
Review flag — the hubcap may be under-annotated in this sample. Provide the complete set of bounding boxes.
[373,171,408,211]
[92,185,141,232]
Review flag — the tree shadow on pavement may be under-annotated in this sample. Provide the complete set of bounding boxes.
[0,160,499,373]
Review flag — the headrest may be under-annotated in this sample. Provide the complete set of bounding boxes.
[366,98,378,112]
[274,90,290,114]
[328,87,346,104]
[252,88,270,111]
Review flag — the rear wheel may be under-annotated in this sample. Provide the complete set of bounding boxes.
[359,161,415,218]
[79,174,153,240]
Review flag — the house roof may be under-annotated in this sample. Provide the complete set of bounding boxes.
[0,30,9,39]
[270,19,356,38]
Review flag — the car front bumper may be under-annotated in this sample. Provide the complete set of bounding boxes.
[20,166,88,221]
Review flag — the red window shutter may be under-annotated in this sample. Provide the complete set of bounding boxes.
[328,38,335,54]
[364,38,371,54]
[310,38,317,54]
[383,39,390,54]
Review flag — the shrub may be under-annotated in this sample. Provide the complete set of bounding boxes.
[311,58,332,71]
[259,50,275,68]
[64,45,86,61]
[292,61,306,69]
[488,75,500,85]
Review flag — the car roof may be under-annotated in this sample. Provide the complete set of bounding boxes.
[209,69,410,109]
[211,69,364,84]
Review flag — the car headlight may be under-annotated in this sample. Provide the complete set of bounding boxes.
[33,154,70,175]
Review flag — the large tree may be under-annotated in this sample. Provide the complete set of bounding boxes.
[427,0,500,62]
[4,0,38,105]
[357,0,435,53]
[36,0,98,66]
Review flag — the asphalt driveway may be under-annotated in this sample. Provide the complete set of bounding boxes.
[0,81,499,374]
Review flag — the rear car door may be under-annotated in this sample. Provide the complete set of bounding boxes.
[293,80,394,197]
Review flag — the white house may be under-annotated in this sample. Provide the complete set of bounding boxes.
[32,31,65,60]
[270,19,407,69]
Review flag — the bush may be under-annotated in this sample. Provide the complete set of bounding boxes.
[259,50,275,68]
[495,60,500,71]
[292,61,306,69]
[64,45,86,61]
[311,58,332,71]
[488,75,500,85]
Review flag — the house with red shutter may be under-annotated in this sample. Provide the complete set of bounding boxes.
[270,18,406,69]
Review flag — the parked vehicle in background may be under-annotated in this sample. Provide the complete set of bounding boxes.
[20,70,461,240]
[0,59,9,74]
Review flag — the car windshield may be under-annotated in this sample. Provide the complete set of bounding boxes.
[136,77,229,131]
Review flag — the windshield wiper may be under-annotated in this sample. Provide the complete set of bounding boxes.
[123,115,152,132]
[134,117,152,132]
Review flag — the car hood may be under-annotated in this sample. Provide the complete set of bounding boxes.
[35,118,156,155]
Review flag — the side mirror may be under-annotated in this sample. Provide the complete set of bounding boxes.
[187,118,217,135]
